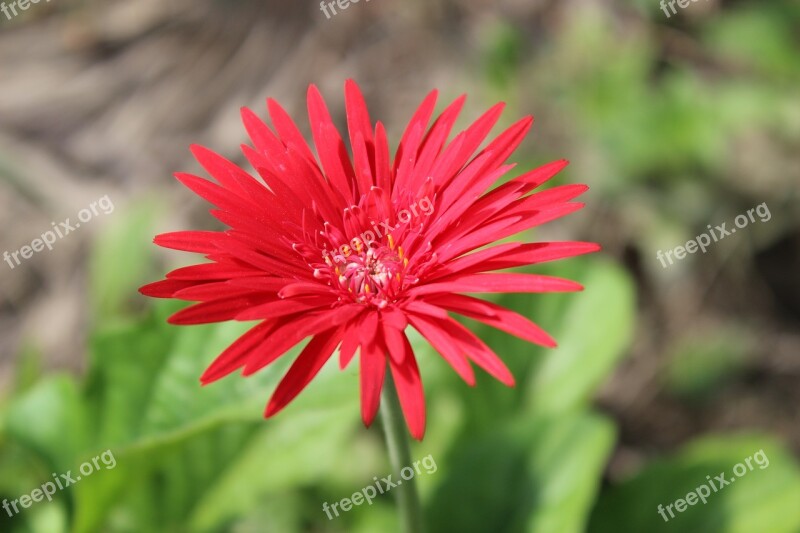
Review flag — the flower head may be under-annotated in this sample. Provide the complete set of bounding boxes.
[140,80,598,440]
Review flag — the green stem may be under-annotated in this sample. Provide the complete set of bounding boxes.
[380,371,424,533]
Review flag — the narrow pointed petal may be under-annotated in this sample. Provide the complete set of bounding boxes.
[154,231,221,253]
[265,326,343,417]
[408,273,584,296]
[360,334,386,427]
[236,295,335,321]
[139,279,200,298]
[190,144,270,199]
[167,295,275,325]
[267,97,316,163]
[243,305,362,376]
[407,313,475,385]
[433,241,600,279]
[388,335,426,440]
[201,321,274,384]
[426,294,557,347]
[307,84,356,203]
[345,79,375,151]
[339,313,365,369]
[434,316,515,386]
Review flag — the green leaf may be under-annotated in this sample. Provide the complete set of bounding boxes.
[89,199,160,322]
[188,400,360,531]
[84,302,180,448]
[72,299,366,531]
[523,413,616,533]
[427,411,615,533]
[5,375,90,473]
[526,260,635,414]
[589,434,800,533]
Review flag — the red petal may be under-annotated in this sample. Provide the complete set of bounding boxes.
[345,79,374,156]
[374,121,392,192]
[426,294,557,348]
[139,279,199,298]
[173,281,274,301]
[435,241,600,278]
[267,97,317,163]
[470,159,569,216]
[173,172,259,215]
[407,313,475,385]
[467,241,601,273]
[352,131,375,197]
[278,282,337,299]
[190,144,270,200]
[446,102,506,173]
[409,273,584,296]
[264,326,343,417]
[243,305,362,376]
[167,263,261,281]
[212,238,309,279]
[200,321,274,384]
[236,295,335,321]
[408,94,466,191]
[226,277,299,292]
[393,89,438,176]
[393,121,424,194]
[502,184,589,218]
[388,335,426,440]
[307,84,355,203]
[437,202,586,261]
[436,116,532,216]
[360,331,386,427]
[167,295,274,325]
[382,320,407,365]
[431,243,521,280]
[154,231,220,253]
[380,306,408,330]
[404,300,450,319]
[338,312,366,369]
[422,315,515,386]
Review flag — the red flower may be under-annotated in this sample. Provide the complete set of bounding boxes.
[140,80,598,440]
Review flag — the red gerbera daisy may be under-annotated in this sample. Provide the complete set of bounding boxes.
[140,80,598,440]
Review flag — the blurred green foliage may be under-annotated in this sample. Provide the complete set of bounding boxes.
[589,435,800,533]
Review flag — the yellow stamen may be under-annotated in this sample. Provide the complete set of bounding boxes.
[403,258,409,267]
[398,246,404,259]
[388,234,395,249]
[365,284,371,293]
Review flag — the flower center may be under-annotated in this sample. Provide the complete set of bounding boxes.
[317,236,414,308]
